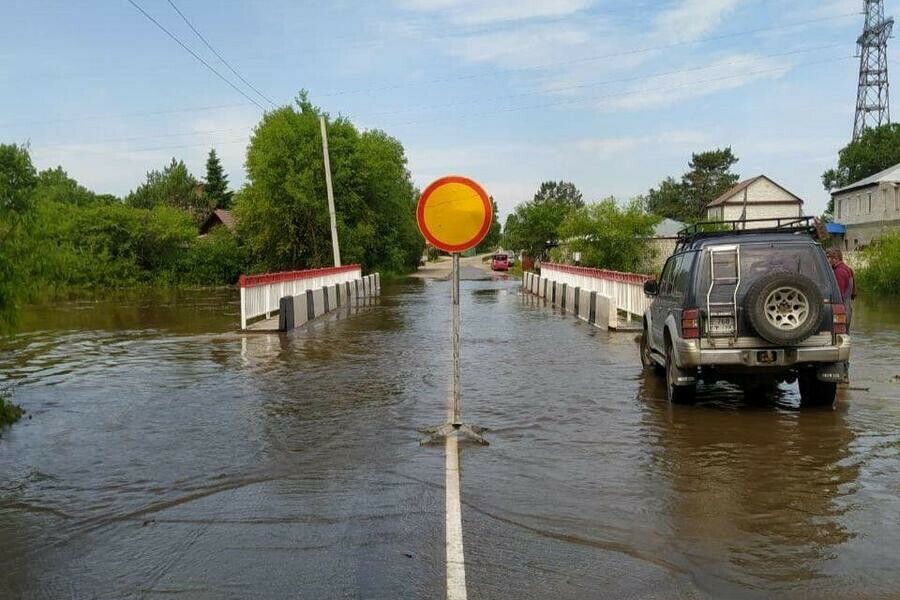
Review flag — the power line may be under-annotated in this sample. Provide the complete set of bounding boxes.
[0,101,253,129]
[125,0,266,110]
[368,42,850,118]
[33,126,253,148]
[319,12,859,98]
[382,55,855,128]
[165,0,277,108]
[33,55,853,157]
[33,137,251,156]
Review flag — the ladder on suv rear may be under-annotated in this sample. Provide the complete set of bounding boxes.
[705,245,741,340]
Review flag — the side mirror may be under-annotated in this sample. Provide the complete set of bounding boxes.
[643,280,659,296]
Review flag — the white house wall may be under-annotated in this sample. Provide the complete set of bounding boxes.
[707,178,802,227]
[832,182,900,247]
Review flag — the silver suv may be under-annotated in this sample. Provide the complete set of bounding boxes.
[640,219,851,406]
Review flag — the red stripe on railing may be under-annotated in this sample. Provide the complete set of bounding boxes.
[239,264,362,288]
[540,262,652,284]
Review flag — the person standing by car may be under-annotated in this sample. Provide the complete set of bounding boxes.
[827,248,856,329]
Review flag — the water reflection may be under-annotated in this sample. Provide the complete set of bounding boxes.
[638,371,857,590]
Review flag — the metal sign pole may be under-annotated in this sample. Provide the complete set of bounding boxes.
[420,253,487,445]
[451,252,461,425]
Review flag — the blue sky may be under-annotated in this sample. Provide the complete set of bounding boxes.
[0,0,887,218]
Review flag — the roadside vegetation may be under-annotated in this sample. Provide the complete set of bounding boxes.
[553,199,660,273]
[235,94,422,274]
[857,232,900,294]
[640,148,740,223]
[0,394,24,429]
[0,92,424,302]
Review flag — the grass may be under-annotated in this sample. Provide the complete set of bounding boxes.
[858,233,900,295]
[0,394,24,429]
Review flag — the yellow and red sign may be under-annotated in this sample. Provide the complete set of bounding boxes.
[416,176,491,253]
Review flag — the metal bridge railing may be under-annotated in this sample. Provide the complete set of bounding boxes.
[239,265,362,329]
[539,263,652,320]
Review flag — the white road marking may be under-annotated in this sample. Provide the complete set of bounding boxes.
[445,434,468,600]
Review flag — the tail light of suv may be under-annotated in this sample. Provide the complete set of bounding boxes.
[832,303,847,335]
[682,308,700,339]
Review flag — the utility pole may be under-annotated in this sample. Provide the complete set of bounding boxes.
[854,0,894,140]
[320,115,341,267]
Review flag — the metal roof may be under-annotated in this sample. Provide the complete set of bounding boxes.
[832,162,900,194]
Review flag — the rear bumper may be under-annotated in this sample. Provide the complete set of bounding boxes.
[673,335,851,369]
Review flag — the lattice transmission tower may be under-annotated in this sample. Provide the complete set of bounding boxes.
[853,0,894,140]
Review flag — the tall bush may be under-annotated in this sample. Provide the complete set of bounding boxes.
[235,92,422,274]
[554,198,660,273]
[858,233,900,295]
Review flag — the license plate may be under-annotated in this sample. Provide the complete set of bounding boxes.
[708,316,734,335]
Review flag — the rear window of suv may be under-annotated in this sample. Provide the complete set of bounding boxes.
[695,242,830,297]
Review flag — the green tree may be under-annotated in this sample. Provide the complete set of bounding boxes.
[204,148,232,209]
[555,198,660,272]
[503,198,572,260]
[236,92,422,274]
[33,166,111,206]
[0,143,38,334]
[533,180,584,208]
[642,176,687,220]
[476,196,502,253]
[822,124,900,216]
[681,148,740,220]
[644,148,740,222]
[126,158,210,222]
[502,181,586,259]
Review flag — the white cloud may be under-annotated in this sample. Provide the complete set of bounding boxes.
[574,130,710,158]
[599,53,792,111]
[398,0,593,25]
[653,0,742,43]
[445,23,594,69]
[27,106,259,196]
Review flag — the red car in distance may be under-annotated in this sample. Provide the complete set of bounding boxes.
[491,253,510,271]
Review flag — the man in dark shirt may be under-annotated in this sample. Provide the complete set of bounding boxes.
[827,248,856,329]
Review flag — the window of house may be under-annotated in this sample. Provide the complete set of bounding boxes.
[867,192,872,213]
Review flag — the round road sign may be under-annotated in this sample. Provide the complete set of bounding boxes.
[416,176,492,253]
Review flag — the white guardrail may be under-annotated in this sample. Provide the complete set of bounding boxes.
[239,264,363,329]
[538,262,653,320]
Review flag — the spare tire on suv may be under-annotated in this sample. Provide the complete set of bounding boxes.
[743,271,823,345]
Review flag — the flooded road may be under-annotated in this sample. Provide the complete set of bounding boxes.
[1,280,899,599]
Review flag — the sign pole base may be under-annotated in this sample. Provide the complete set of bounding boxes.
[419,423,488,446]
[419,253,488,447]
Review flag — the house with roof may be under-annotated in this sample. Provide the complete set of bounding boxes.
[198,209,236,236]
[830,162,900,248]
[705,175,803,228]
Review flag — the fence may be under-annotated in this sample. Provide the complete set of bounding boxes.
[239,265,363,329]
[538,262,652,321]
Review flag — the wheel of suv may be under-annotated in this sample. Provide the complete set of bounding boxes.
[798,369,837,407]
[744,271,823,346]
[665,341,696,404]
[640,327,661,373]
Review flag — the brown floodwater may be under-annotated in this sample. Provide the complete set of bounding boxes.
[0,281,898,599]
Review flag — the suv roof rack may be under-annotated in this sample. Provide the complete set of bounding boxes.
[675,217,824,253]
